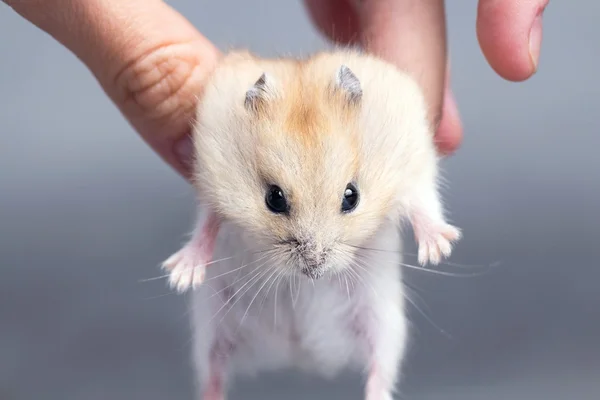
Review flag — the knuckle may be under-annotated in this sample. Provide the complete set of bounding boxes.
[113,42,202,122]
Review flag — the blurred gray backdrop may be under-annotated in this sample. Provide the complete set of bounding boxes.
[1,1,599,399]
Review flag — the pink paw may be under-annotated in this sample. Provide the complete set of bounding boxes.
[415,223,461,266]
[162,246,208,293]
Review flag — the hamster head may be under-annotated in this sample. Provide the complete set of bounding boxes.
[192,51,438,279]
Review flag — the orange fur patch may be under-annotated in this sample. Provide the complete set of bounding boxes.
[282,80,329,148]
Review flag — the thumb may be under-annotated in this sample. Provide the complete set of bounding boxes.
[5,0,220,179]
[476,0,548,81]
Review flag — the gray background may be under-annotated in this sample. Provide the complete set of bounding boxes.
[1,1,598,399]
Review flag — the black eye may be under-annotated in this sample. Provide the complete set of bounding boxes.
[341,183,359,213]
[266,185,289,214]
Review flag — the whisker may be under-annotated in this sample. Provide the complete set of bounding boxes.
[353,251,488,278]
[402,282,452,339]
[289,261,298,310]
[293,266,302,308]
[140,252,262,302]
[207,255,272,305]
[200,251,281,306]
[219,263,275,327]
[207,261,271,324]
[141,291,177,301]
[273,266,288,328]
[238,263,281,330]
[137,242,270,285]
[167,255,271,322]
[204,252,273,286]
[138,274,171,283]
[205,265,261,302]
[349,259,386,301]
[347,243,499,270]
[250,248,275,255]
[400,251,500,270]
[396,261,489,278]
[343,271,351,301]
[349,260,426,337]
[137,255,238,283]
[258,265,286,322]
[344,245,456,339]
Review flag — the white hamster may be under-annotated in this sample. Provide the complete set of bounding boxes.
[161,49,461,400]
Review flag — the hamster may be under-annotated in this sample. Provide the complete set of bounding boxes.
[161,49,461,400]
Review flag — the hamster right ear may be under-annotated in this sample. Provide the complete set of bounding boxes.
[244,72,275,113]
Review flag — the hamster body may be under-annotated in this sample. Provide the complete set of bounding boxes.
[161,49,461,400]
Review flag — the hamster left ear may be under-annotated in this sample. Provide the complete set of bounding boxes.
[334,64,362,104]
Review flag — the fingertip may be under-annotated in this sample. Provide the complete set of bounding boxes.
[303,0,360,45]
[436,129,463,156]
[476,0,548,82]
[174,134,194,166]
[435,88,463,156]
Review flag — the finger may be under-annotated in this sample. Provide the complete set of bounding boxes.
[5,0,220,179]
[436,65,463,155]
[357,0,447,126]
[476,0,548,81]
[436,89,462,155]
[303,0,360,45]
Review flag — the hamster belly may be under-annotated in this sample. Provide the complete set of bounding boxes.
[189,222,406,382]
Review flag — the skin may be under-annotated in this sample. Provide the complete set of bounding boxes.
[4,0,548,180]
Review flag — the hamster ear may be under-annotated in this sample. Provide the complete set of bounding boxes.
[334,64,362,104]
[244,72,274,112]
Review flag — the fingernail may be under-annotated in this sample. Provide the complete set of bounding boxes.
[174,135,194,167]
[529,6,545,73]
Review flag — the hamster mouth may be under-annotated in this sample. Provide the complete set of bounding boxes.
[300,263,326,280]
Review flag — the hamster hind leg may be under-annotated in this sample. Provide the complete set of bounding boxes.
[362,303,407,400]
[200,341,232,400]
[352,248,407,400]
[162,211,221,293]
[192,290,235,400]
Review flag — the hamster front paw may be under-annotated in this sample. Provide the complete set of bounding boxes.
[162,212,221,293]
[413,221,461,266]
[162,245,209,293]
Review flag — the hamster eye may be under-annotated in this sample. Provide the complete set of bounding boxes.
[341,183,359,213]
[266,185,289,214]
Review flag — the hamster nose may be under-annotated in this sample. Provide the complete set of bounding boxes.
[299,256,325,279]
[294,240,320,261]
[301,254,322,269]
[292,239,328,278]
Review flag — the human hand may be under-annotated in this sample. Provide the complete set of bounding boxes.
[4,0,220,180]
[304,0,548,155]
